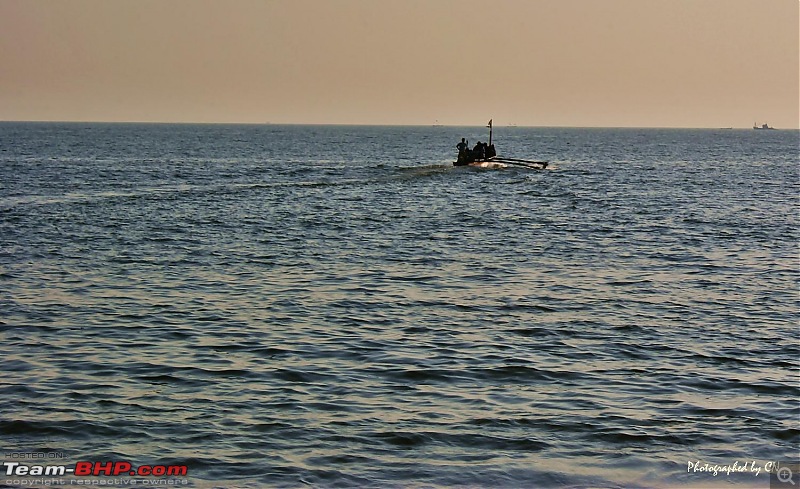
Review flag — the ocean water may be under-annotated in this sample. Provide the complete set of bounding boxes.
[0,122,798,488]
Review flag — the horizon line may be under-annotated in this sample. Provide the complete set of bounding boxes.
[1,120,797,130]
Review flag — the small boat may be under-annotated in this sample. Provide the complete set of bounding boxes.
[453,120,548,169]
[753,122,776,130]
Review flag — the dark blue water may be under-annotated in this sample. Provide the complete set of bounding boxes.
[1,123,798,488]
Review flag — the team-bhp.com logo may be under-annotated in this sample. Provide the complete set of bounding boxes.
[4,461,188,477]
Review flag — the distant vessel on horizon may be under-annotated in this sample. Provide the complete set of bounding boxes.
[753,122,776,130]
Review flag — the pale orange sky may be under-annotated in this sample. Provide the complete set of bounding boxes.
[1,0,798,128]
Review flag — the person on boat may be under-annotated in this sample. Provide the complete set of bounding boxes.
[472,141,485,161]
[456,138,469,164]
[486,143,496,159]
[456,138,468,159]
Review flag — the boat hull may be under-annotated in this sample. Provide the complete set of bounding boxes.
[453,158,547,170]
[465,161,508,169]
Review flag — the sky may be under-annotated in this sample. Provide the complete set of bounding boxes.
[1,0,798,128]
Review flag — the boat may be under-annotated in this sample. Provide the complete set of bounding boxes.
[453,120,548,169]
[753,122,776,130]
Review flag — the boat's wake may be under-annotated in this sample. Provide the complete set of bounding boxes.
[394,163,452,178]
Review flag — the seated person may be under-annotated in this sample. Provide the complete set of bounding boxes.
[472,142,486,161]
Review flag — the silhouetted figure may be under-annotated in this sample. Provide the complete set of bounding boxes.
[473,141,485,161]
[455,138,470,165]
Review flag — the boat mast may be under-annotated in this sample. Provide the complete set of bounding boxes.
[487,119,493,147]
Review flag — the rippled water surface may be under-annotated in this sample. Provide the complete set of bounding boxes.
[1,123,798,488]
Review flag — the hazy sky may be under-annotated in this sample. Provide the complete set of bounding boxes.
[1,0,798,127]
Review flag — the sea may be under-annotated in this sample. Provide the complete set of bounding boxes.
[0,122,798,489]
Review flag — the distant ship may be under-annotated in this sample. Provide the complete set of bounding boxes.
[753,122,776,130]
